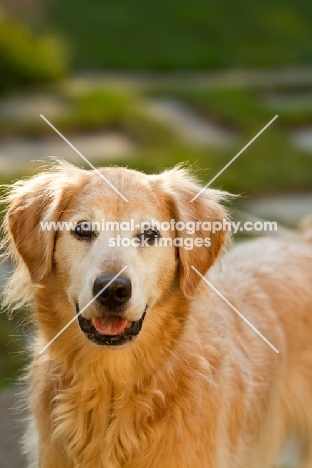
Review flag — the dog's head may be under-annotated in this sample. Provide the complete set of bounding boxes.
[3,162,229,349]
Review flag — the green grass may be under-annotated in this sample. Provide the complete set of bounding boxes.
[0,8,66,92]
[57,88,179,148]
[0,312,26,390]
[48,0,312,70]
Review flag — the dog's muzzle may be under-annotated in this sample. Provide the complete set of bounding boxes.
[76,304,147,346]
[75,275,147,346]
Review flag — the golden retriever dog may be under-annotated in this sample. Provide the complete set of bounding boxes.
[1,161,312,468]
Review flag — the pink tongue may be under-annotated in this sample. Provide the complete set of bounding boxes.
[92,316,128,336]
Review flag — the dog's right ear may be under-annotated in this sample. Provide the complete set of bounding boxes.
[5,171,79,283]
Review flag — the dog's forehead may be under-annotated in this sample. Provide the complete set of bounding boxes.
[68,167,166,219]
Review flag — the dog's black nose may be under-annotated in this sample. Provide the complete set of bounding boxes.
[93,275,132,309]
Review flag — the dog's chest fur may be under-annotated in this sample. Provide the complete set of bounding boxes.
[33,350,216,468]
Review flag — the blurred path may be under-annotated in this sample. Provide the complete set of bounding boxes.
[0,132,133,176]
[240,193,312,227]
[147,98,236,147]
[0,388,27,468]
[64,67,312,91]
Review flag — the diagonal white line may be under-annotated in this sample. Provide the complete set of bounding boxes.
[191,266,279,353]
[40,114,129,202]
[39,266,128,354]
[190,115,278,202]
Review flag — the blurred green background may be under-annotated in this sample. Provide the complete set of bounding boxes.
[0,0,311,437]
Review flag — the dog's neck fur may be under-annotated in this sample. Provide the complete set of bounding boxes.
[29,285,218,466]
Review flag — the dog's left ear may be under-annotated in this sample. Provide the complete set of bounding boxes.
[156,168,230,297]
[5,170,79,283]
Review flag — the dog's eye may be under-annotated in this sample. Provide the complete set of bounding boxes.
[72,221,96,240]
[140,228,160,245]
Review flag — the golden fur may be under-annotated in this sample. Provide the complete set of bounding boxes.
[1,161,312,468]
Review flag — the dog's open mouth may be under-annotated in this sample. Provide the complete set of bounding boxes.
[76,304,146,346]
